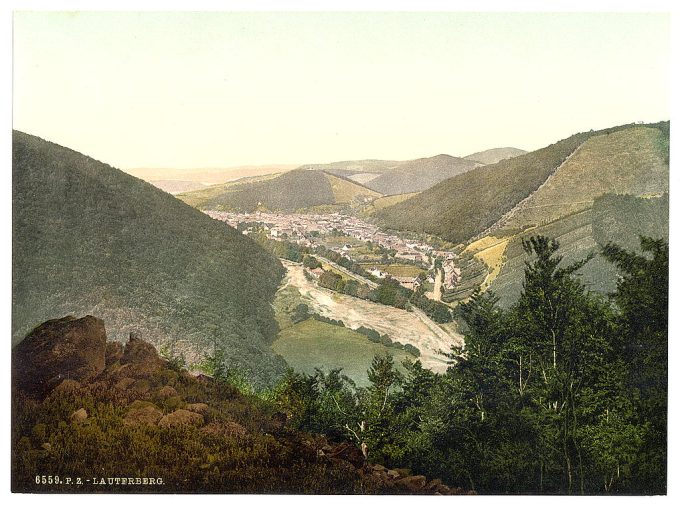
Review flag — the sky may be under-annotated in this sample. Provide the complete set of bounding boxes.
[13,11,671,169]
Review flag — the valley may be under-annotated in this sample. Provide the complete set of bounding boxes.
[278,260,460,374]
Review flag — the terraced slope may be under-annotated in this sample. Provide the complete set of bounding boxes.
[489,193,669,306]
[12,131,286,385]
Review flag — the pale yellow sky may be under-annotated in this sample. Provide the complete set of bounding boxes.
[13,12,670,169]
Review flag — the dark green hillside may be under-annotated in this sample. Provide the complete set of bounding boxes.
[12,131,286,385]
[489,193,668,305]
[180,169,335,212]
[367,154,478,195]
[373,122,666,244]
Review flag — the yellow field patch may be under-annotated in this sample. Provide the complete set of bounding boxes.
[325,173,381,203]
[466,236,510,290]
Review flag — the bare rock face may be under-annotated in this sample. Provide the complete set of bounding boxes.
[105,341,124,366]
[12,315,107,397]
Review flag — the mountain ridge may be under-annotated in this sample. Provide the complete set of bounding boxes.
[12,130,286,386]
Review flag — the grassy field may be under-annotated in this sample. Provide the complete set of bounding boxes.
[272,319,410,386]
[464,236,510,290]
[362,192,418,216]
[319,235,364,247]
[379,264,427,277]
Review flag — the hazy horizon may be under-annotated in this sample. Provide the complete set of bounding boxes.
[13,12,670,170]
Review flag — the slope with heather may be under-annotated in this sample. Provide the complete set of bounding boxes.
[12,131,286,386]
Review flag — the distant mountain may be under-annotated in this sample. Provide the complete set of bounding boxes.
[125,164,298,185]
[297,159,401,175]
[299,154,478,195]
[373,122,669,245]
[366,154,478,195]
[150,180,208,194]
[178,169,381,212]
[12,131,286,386]
[464,147,527,165]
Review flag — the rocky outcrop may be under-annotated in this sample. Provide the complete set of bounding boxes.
[12,315,106,397]
[105,341,124,366]
[12,315,471,495]
[121,334,164,370]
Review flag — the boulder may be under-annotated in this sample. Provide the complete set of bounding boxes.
[105,341,124,366]
[426,478,443,491]
[387,469,401,479]
[70,408,88,423]
[157,385,178,399]
[120,334,164,371]
[435,484,451,494]
[13,316,106,397]
[124,401,163,427]
[327,442,365,469]
[51,379,81,396]
[185,403,209,416]
[396,475,427,492]
[158,409,204,428]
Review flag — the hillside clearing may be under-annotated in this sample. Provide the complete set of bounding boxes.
[272,319,411,386]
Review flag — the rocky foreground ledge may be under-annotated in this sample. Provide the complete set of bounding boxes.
[12,315,472,494]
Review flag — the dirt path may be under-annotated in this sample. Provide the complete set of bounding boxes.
[281,260,462,373]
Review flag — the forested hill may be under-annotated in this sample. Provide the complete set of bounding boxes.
[373,122,669,244]
[12,131,286,386]
[367,154,478,195]
[178,169,381,212]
